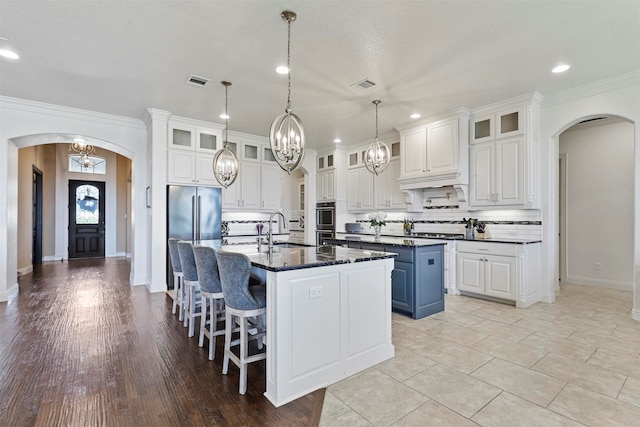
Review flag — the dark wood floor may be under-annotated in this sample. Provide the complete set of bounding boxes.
[0,258,324,426]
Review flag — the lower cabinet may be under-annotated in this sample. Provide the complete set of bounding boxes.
[345,241,444,319]
[456,241,541,307]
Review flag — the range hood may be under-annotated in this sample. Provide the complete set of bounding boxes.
[402,185,468,212]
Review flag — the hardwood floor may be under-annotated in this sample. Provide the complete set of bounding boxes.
[0,258,324,426]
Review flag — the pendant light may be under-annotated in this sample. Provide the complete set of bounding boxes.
[212,81,239,188]
[269,10,305,174]
[364,100,391,176]
[69,137,96,157]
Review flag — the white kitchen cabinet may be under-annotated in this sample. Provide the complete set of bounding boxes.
[167,150,220,186]
[168,121,222,154]
[260,163,282,211]
[470,137,525,206]
[397,108,470,189]
[400,127,427,178]
[317,169,335,201]
[469,93,541,209]
[222,161,261,210]
[426,117,459,177]
[456,241,540,307]
[374,159,404,209]
[347,167,374,211]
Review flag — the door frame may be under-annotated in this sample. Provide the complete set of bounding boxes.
[32,166,43,265]
[68,179,106,259]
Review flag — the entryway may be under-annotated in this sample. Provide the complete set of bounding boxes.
[68,180,106,259]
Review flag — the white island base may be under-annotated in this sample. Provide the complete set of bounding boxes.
[263,257,395,407]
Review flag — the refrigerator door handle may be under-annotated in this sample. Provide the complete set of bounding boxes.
[197,195,202,241]
[192,195,196,241]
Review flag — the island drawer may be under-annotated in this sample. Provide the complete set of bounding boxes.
[457,241,518,257]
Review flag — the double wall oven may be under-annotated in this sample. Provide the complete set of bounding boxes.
[316,201,335,245]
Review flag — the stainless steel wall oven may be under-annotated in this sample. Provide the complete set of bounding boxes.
[316,201,335,244]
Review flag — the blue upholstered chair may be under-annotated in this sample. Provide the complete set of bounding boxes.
[193,245,226,361]
[177,241,202,338]
[216,251,267,395]
[168,238,185,320]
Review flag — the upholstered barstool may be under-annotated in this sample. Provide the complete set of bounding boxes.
[168,238,185,320]
[193,245,226,360]
[177,241,202,338]
[216,251,267,395]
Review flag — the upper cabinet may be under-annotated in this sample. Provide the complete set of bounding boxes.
[316,148,347,202]
[469,93,542,210]
[397,108,470,190]
[167,117,225,186]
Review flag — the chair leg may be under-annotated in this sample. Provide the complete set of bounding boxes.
[172,276,179,315]
[178,278,185,322]
[222,310,232,375]
[188,288,197,337]
[198,296,207,347]
[209,300,217,360]
[183,284,190,328]
[239,315,248,395]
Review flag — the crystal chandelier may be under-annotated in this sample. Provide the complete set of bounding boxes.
[212,81,239,188]
[69,137,96,168]
[364,100,391,176]
[269,10,305,174]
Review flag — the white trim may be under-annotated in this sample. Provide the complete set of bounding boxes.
[542,70,640,107]
[0,282,19,303]
[43,255,63,262]
[564,276,634,292]
[632,308,640,321]
[0,96,145,131]
[17,265,33,276]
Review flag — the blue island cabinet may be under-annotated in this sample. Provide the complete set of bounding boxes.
[349,241,444,319]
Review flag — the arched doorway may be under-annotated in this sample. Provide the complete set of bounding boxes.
[557,117,634,294]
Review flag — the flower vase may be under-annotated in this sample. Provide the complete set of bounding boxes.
[374,225,381,241]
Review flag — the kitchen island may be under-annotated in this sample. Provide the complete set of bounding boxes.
[325,235,446,320]
[202,241,397,407]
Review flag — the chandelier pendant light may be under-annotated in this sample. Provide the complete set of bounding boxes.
[212,81,239,188]
[69,137,95,157]
[364,100,391,176]
[269,10,305,175]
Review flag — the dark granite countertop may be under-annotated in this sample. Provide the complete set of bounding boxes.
[197,240,396,272]
[326,235,446,248]
[336,231,541,245]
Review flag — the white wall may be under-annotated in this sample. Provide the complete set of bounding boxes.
[0,96,149,302]
[560,118,634,289]
[539,71,640,319]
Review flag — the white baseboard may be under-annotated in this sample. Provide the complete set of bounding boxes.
[43,255,64,262]
[0,282,19,303]
[17,265,33,276]
[632,308,640,321]
[565,276,633,291]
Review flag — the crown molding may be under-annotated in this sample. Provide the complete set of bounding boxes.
[0,96,146,130]
[542,70,640,108]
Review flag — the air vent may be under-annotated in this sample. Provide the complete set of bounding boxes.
[186,74,209,87]
[351,78,377,90]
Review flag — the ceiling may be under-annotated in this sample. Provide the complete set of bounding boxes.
[1,1,639,151]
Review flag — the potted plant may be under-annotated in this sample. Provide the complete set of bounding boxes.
[368,212,387,241]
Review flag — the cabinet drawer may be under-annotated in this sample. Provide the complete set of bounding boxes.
[457,241,517,257]
[384,245,413,263]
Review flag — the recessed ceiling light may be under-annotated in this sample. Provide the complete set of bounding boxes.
[219,114,230,120]
[334,138,341,143]
[276,65,289,74]
[410,113,421,119]
[552,64,570,73]
[0,49,18,59]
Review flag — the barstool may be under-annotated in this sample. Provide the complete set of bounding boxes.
[193,245,226,360]
[177,241,202,338]
[167,238,185,320]
[216,251,267,395]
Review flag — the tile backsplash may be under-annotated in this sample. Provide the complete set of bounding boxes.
[354,209,542,240]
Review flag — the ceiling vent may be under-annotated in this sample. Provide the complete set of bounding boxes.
[186,74,209,87]
[351,78,377,90]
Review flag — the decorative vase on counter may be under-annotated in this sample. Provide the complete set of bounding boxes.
[374,225,382,241]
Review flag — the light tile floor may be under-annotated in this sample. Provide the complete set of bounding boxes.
[319,283,640,426]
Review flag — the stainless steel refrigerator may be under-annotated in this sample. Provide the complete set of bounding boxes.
[166,185,222,289]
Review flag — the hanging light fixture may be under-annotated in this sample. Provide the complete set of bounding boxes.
[212,81,239,188]
[364,100,391,176]
[269,10,305,174]
[69,137,96,157]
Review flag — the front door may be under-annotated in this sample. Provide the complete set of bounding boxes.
[68,180,105,259]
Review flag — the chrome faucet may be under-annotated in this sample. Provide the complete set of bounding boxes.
[267,211,286,250]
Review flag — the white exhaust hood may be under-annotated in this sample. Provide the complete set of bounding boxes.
[402,185,468,212]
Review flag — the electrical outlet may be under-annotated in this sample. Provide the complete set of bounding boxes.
[594,262,601,271]
[309,286,323,298]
